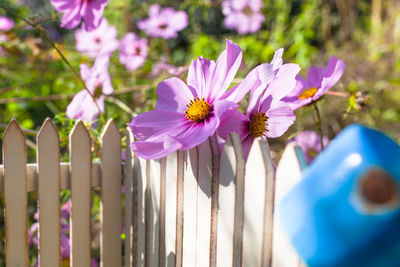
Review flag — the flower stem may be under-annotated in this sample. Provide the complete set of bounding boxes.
[0,4,106,124]
[313,102,324,151]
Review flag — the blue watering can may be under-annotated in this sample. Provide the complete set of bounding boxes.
[279,125,400,267]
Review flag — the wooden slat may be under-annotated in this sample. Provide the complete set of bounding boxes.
[100,120,122,266]
[272,143,307,267]
[3,119,28,266]
[209,135,221,267]
[69,121,92,267]
[163,152,178,267]
[217,135,237,267]
[37,118,60,267]
[196,140,212,267]
[135,156,147,267]
[182,149,197,267]
[124,129,134,267]
[242,138,274,267]
[175,150,185,267]
[231,134,245,267]
[145,158,161,267]
[158,157,167,266]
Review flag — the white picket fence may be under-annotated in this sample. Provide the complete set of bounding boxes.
[0,118,307,267]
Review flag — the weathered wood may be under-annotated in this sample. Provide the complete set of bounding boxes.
[196,140,212,267]
[69,121,92,267]
[100,120,122,267]
[3,119,29,266]
[136,156,147,267]
[231,134,245,267]
[158,157,167,267]
[37,118,60,267]
[209,135,221,267]
[163,152,178,267]
[145,159,161,267]
[182,148,197,267]
[175,150,185,267]
[242,138,273,267]
[272,143,307,267]
[217,135,237,267]
[124,129,134,267]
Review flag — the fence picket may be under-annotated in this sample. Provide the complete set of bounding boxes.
[272,143,307,267]
[217,135,237,267]
[124,129,134,267]
[175,150,185,267]
[37,118,60,267]
[163,152,178,267]
[3,119,28,266]
[196,140,212,267]
[231,134,245,267]
[242,138,274,267]
[146,158,161,267]
[100,120,122,266]
[182,148,198,267]
[135,156,147,267]
[69,121,92,267]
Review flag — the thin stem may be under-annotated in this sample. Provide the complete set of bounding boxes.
[105,96,137,116]
[0,4,105,124]
[313,102,324,151]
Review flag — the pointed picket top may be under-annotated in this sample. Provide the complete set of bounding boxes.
[101,119,121,143]
[243,137,275,267]
[3,118,26,142]
[37,117,61,267]
[69,120,90,141]
[37,118,59,145]
[3,118,29,266]
[229,133,245,168]
[272,142,307,267]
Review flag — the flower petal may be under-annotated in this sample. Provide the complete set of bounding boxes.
[128,110,186,141]
[314,56,346,98]
[155,77,196,113]
[131,136,183,160]
[208,39,242,101]
[265,101,296,138]
[187,57,215,99]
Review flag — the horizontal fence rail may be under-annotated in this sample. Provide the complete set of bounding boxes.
[0,118,304,267]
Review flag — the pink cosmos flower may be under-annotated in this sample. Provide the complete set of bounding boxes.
[150,61,188,78]
[138,4,188,39]
[128,40,249,160]
[222,0,265,34]
[75,19,119,58]
[282,56,346,110]
[289,131,329,164]
[0,16,14,31]
[119,33,148,71]
[66,53,113,122]
[50,0,109,31]
[218,49,300,158]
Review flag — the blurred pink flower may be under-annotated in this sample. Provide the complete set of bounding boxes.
[222,0,265,34]
[282,56,346,110]
[75,19,119,58]
[128,40,247,160]
[50,0,109,31]
[150,61,188,78]
[289,131,329,164]
[119,33,147,71]
[138,4,188,39]
[67,54,113,122]
[0,16,14,31]
[218,49,300,158]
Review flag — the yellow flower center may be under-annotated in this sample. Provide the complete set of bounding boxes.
[185,97,211,123]
[249,112,268,137]
[61,259,70,267]
[298,87,318,100]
